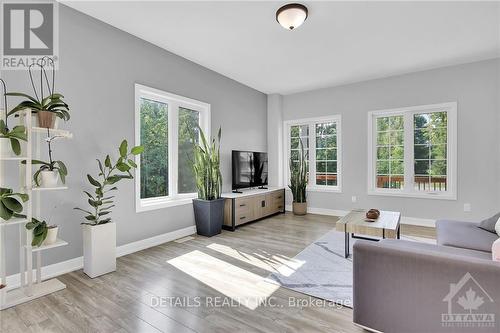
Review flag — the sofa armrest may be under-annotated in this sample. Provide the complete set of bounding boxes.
[353,240,500,333]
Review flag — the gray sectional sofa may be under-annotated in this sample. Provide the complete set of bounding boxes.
[353,220,500,333]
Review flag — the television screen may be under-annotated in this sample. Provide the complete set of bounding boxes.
[232,151,268,190]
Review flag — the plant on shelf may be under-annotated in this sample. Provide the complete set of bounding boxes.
[0,79,27,156]
[191,125,224,237]
[6,57,70,129]
[0,187,28,220]
[22,133,68,188]
[74,139,143,225]
[25,217,58,247]
[289,139,308,215]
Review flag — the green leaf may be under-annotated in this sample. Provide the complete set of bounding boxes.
[127,159,137,168]
[87,174,101,187]
[85,215,96,221]
[10,138,21,155]
[131,146,144,155]
[0,201,13,220]
[2,197,23,213]
[119,140,127,158]
[104,155,111,168]
[116,162,130,172]
[74,207,93,215]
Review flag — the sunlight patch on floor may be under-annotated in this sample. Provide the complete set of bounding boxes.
[167,250,279,310]
[206,243,305,277]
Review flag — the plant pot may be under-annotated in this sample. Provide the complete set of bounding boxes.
[193,198,224,237]
[36,111,59,129]
[292,202,307,215]
[82,222,116,278]
[43,226,58,245]
[0,138,11,158]
[39,170,59,188]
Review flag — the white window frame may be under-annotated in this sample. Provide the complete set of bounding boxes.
[367,102,457,200]
[134,84,210,212]
[283,115,342,193]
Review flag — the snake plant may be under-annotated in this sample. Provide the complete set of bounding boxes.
[289,139,308,203]
[192,126,222,201]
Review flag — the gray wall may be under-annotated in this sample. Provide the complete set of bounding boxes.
[281,59,500,222]
[1,5,267,275]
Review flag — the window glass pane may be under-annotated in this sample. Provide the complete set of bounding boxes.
[178,107,200,194]
[413,112,447,192]
[140,98,168,199]
[375,115,404,189]
[315,122,337,186]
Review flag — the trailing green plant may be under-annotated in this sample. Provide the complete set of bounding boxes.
[0,78,27,156]
[289,140,307,203]
[74,140,143,225]
[0,187,28,220]
[6,57,70,121]
[192,125,222,201]
[25,218,50,247]
[22,134,68,186]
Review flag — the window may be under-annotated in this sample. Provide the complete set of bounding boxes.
[284,116,342,192]
[368,102,456,199]
[135,84,210,211]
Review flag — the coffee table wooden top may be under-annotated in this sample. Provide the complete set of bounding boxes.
[336,209,401,239]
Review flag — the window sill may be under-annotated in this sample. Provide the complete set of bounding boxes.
[367,190,456,201]
[136,195,196,213]
[286,186,342,193]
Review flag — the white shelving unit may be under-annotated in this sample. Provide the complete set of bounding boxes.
[0,110,72,310]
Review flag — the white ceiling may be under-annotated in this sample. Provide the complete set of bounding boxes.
[62,1,500,95]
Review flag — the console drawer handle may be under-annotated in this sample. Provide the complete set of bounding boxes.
[276,196,282,199]
[239,204,246,207]
[240,216,246,220]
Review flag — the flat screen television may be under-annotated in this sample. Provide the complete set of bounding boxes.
[232,150,268,191]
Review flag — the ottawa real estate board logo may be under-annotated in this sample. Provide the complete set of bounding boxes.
[442,272,496,328]
[1,1,59,70]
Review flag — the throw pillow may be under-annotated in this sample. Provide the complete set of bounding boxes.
[496,217,500,237]
[478,212,500,234]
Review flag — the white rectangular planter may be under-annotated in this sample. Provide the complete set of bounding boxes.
[82,222,116,278]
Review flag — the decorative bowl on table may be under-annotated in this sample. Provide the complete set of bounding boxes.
[365,209,380,222]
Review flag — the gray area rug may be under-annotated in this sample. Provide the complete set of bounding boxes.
[266,229,434,308]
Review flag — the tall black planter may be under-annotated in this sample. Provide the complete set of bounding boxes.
[192,198,225,237]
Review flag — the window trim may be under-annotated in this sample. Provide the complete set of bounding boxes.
[283,115,342,193]
[134,84,211,212]
[367,102,457,200]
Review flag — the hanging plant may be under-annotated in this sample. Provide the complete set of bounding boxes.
[6,57,70,128]
[0,79,28,156]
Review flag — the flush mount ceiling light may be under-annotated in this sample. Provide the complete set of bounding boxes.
[276,3,308,30]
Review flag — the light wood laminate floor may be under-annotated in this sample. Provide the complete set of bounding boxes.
[1,213,435,333]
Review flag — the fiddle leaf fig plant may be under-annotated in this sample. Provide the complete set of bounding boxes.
[0,187,29,220]
[6,57,70,121]
[25,218,49,247]
[74,140,144,225]
[0,78,27,156]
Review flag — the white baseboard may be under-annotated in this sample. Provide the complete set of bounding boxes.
[6,225,197,290]
[285,205,435,227]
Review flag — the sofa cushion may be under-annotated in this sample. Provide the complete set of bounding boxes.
[436,219,498,253]
[379,239,492,260]
[478,212,500,234]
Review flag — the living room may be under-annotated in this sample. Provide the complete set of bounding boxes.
[0,1,499,333]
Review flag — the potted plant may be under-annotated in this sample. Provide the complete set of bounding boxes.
[192,126,224,237]
[0,188,29,220]
[74,140,143,278]
[0,79,27,157]
[289,140,307,215]
[6,57,70,129]
[22,134,68,188]
[25,218,58,247]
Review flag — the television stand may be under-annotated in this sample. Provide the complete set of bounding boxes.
[258,186,268,189]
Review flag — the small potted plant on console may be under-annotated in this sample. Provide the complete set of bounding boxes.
[192,126,224,237]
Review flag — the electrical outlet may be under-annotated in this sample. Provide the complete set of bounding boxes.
[351,196,357,203]
[463,203,471,212]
